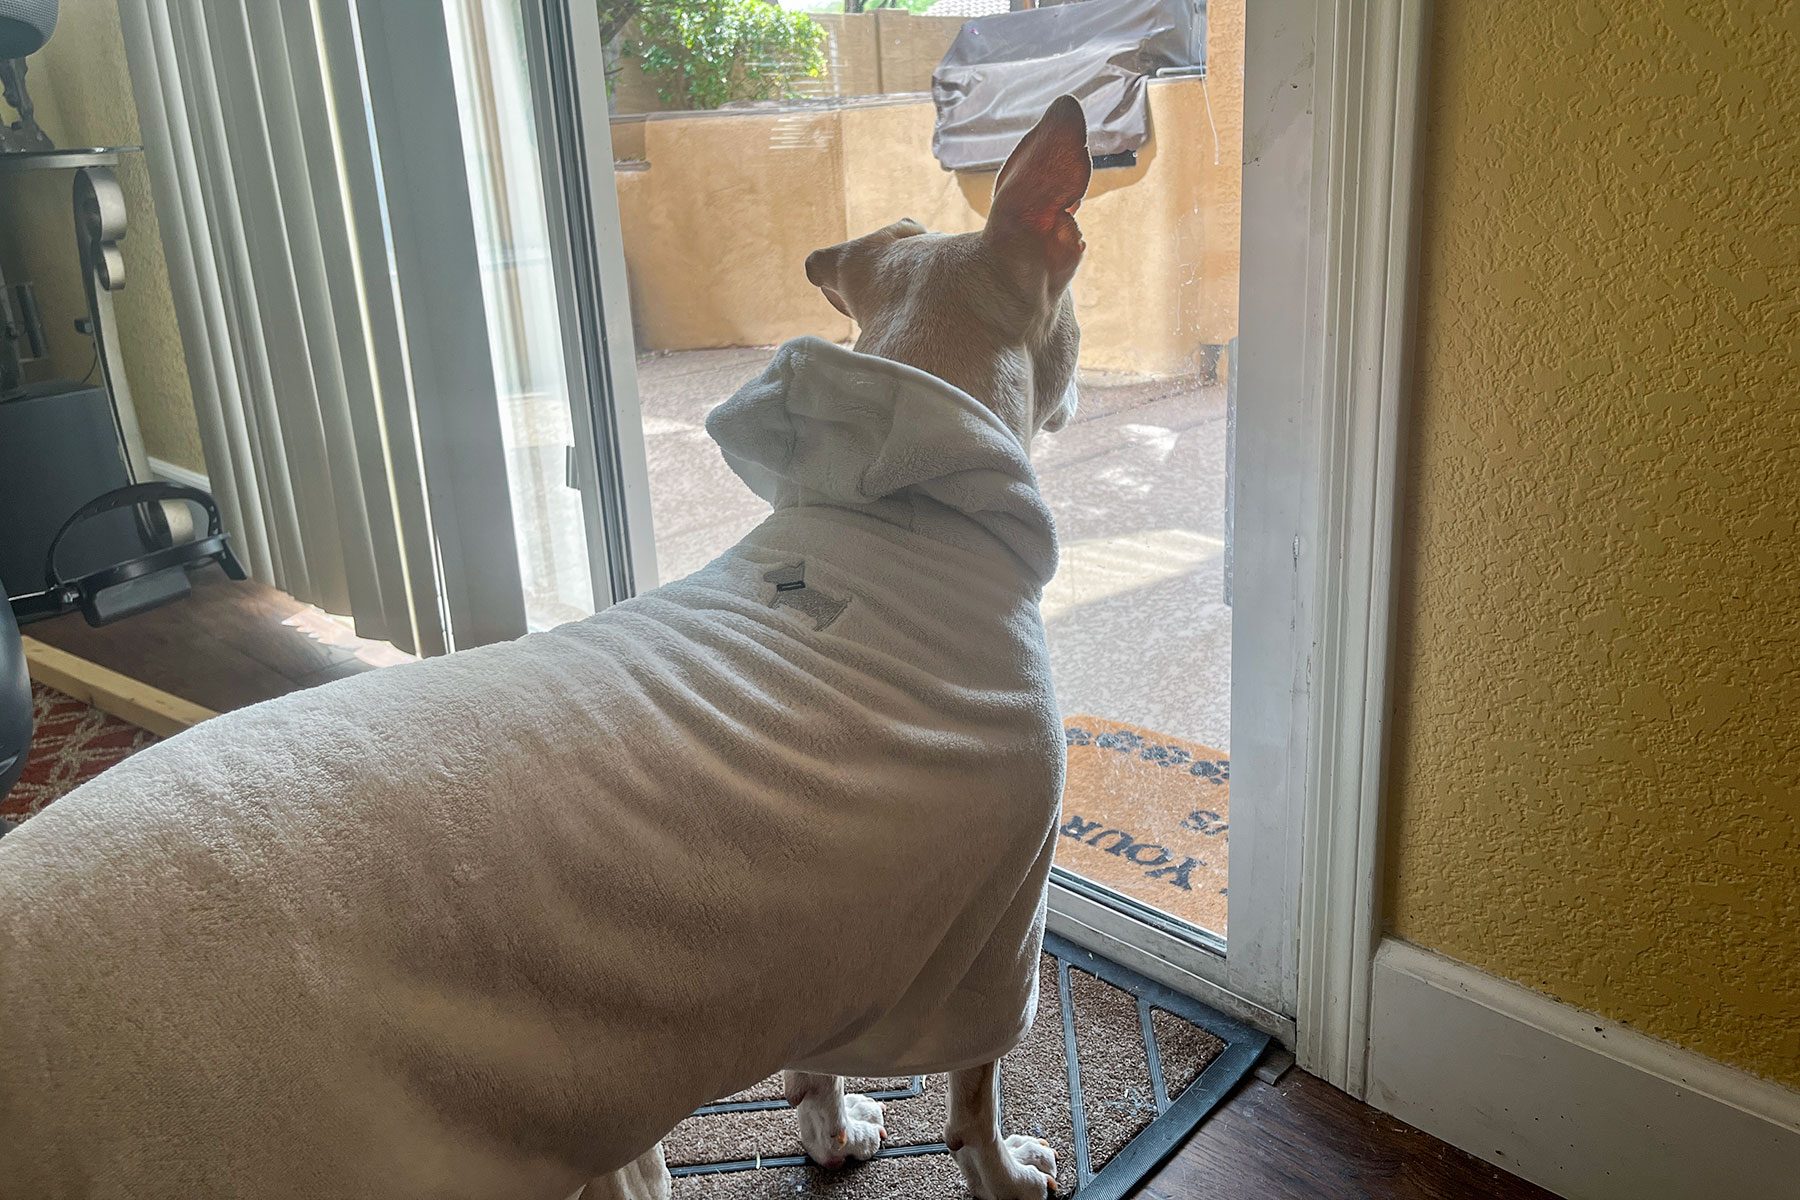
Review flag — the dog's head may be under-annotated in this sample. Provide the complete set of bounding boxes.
[804,95,1092,446]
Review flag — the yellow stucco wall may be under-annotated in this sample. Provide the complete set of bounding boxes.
[1386,0,1799,1087]
[0,0,203,473]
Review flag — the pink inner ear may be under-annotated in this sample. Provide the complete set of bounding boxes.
[989,101,1092,245]
[820,285,853,319]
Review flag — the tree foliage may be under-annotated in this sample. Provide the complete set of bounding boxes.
[601,0,828,112]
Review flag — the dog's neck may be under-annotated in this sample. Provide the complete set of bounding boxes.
[706,337,1059,587]
[854,335,1039,450]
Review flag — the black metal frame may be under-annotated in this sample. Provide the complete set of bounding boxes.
[1045,932,1267,1198]
[9,482,246,626]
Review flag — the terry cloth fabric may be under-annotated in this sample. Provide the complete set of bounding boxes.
[0,337,1065,1200]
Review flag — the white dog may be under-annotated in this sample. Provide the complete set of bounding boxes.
[0,97,1092,1200]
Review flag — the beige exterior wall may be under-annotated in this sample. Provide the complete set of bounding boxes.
[610,63,1244,378]
[609,117,648,165]
[871,11,966,95]
[808,13,885,99]
[612,109,854,352]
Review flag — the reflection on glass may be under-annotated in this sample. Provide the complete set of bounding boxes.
[445,0,594,629]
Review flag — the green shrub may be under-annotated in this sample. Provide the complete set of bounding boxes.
[622,0,827,111]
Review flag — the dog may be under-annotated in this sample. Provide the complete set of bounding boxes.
[764,94,1092,1200]
[0,96,1092,1200]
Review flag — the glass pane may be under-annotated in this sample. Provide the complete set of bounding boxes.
[444,0,596,630]
[604,0,1239,941]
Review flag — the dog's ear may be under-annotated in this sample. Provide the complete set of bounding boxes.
[985,95,1092,295]
[806,219,926,320]
[805,243,855,319]
[804,244,855,319]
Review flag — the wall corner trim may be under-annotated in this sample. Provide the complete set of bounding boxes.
[146,456,212,493]
[1291,0,1430,1095]
[1366,938,1800,1200]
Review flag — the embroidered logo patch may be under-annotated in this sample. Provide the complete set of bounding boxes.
[762,563,849,631]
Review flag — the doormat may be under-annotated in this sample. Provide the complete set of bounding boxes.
[663,933,1268,1199]
[1057,716,1230,935]
[1,683,158,828]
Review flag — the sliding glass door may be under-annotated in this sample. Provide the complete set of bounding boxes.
[494,0,1304,1037]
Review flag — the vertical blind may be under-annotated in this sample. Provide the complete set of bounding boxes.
[117,0,530,653]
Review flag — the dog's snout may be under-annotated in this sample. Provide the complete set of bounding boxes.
[805,248,835,287]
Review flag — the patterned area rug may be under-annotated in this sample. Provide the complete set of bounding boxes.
[1057,716,1230,935]
[664,934,1266,1199]
[1,683,158,827]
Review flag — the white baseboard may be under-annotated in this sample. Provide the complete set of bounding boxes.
[1366,938,1800,1200]
[146,456,211,492]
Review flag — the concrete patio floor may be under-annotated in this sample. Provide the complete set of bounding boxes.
[635,347,1232,751]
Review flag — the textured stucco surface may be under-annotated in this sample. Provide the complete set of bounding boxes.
[1386,1,1799,1086]
[0,0,204,473]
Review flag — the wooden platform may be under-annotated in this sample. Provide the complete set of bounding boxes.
[24,572,396,714]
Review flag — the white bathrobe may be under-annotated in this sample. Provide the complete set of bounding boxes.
[0,338,1065,1200]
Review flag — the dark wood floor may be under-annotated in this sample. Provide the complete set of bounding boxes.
[23,574,1558,1199]
[26,571,394,713]
[1147,1070,1556,1199]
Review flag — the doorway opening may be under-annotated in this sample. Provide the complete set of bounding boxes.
[585,0,1246,946]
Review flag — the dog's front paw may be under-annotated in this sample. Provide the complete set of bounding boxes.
[798,1091,885,1169]
[952,1133,1057,1199]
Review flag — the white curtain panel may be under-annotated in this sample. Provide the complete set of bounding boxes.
[116,0,529,655]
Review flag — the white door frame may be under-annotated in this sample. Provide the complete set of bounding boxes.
[1039,0,1327,1041]
[1286,0,1429,1096]
[538,0,1429,1088]
[1231,0,1430,1090]
[1049,0,1428,1088]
